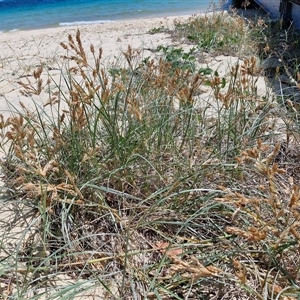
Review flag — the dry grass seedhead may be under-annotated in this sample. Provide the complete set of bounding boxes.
[169,255,221,283]
[61,29,88,66]
[226,226,267,241]
[17,66,47,96]
[233,258,247,284]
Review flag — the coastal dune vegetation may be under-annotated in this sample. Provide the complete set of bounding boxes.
[1,9,300,299]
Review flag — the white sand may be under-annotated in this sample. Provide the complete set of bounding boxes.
[0,16,192,115]
[0,11,270,114]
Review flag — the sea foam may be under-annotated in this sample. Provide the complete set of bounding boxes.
[59,20,114,26]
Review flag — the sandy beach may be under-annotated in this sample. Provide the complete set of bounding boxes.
[0,16,192,116]
[0,12,268,118]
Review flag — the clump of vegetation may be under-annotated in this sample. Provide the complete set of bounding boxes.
[148,25,169,34]
[1,11,300,300]
[171,11,250,55]
[156,45,198,72]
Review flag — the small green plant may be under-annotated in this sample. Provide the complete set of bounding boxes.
[148,25,168,34]
[156,45,197,72]
[156,45,214,76]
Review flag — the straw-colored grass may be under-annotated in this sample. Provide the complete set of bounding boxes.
[1,9,300,299]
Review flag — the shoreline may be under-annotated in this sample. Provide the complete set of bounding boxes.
[0,12,196,34]
[0,13,195,38]
[0,14,197,56]
[0,10,205,34]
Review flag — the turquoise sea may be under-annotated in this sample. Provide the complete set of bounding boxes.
[0,0,231,32]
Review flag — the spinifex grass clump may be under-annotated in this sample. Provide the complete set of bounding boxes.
[1,17,298,298]
[0,30,226,298]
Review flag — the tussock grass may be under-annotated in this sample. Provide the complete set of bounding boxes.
[1,10,300,299]
[168,10,258,56]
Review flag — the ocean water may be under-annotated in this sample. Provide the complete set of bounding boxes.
[0,0,231,32]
